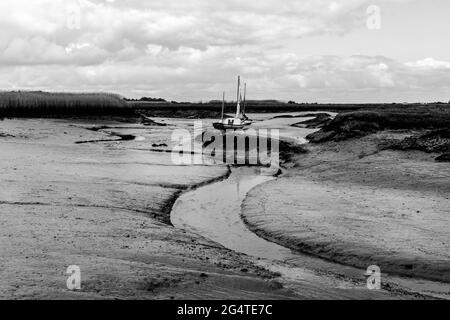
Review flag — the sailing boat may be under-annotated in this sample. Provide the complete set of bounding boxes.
[213,76,252,130]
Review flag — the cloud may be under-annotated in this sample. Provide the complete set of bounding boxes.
[0,0,448,102]
[405,58,450,69]
[0,0,375,66]
[2,48,449,102]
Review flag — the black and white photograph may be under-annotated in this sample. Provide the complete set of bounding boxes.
[0,0,449,310]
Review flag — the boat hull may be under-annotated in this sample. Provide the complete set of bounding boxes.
[213,122,247,130]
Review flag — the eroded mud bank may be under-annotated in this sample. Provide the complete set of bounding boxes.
[241,131,449,294]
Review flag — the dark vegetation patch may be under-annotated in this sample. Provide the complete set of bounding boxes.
[0,91,132,118]
[134,101,372,119]
[271,114,296,119]
[435,153,450,162]
[139,114,168,126]
[0,132,15,138]
[278,139,308,165]
[75,131,136,144]
[86,125,110,132]
[291,113,332,129]
[383,129,450,153]
[3,90,450,122]
[111,133,136,141]
[273,112,331,119]
[142,275,184,292]
[306,105,450,143]
[201,131,307,168]
[138,108,235,119]
[381,129,450,162]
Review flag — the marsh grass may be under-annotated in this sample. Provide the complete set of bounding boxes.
[0,91,132,117]
[307,105,450,142]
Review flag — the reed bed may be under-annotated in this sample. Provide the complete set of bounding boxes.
[0,91,132,118]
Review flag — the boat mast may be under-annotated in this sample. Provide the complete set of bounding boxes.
[235,75,241,118]
[242,83,247,115]
[221,91,225,121]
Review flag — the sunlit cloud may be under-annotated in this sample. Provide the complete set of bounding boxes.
[0,0,448,102]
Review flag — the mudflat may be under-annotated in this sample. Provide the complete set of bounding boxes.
[242,131,450,285]
[0,119,293,299]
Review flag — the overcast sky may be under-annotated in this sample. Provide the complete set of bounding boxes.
[0,0,449,102]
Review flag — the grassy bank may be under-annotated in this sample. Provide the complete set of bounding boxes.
[133,101,416,118]
[2,91,367,118]
[307,105,450,143]
[2,91,450,122]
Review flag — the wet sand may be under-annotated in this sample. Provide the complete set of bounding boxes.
[171,167,408,299]
[241,131,449,297]
[2,117,448,299]
[0,118,294,299]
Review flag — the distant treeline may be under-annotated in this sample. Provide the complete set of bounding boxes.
[130,100,366,117]
[0,91,132,118]
[125,97,167,102]
[131,100,450,118]
[1,91,449,119]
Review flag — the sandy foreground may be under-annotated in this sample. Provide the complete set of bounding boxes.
[1,118,448,299]
[242,131,450,291]
[171,167,417,299]
[0,119,294,299]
